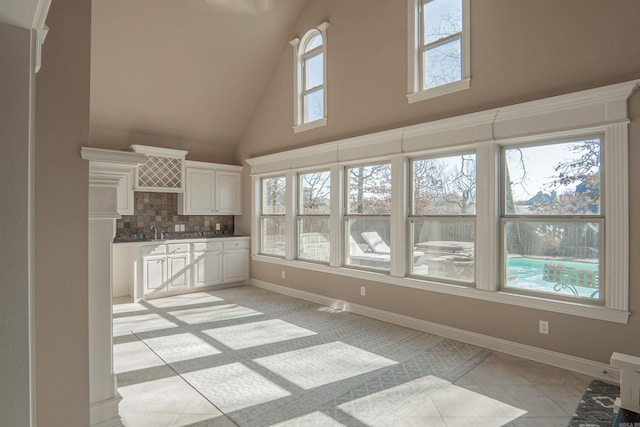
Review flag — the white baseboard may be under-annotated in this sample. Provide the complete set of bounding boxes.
[251,279,620,384]
[90,393,123,427]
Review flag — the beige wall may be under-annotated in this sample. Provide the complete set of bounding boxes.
[34,0,92,424]
[89,0,307,165]
[0,22,33,427]
[236,0,640,363]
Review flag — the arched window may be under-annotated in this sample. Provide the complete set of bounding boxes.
[290,22,329,132]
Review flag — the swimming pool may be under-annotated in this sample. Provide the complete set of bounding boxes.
[505,257,599,299]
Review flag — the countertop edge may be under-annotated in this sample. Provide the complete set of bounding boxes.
[113,235,250,245]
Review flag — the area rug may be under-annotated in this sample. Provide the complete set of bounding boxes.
[133,287,490,426]
[568,379,619,427]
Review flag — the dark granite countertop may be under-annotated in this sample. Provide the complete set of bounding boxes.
[113,233,248,244]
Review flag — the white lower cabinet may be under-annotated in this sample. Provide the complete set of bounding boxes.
[135,237,249,300]
[142,243,190,297]
[193,241,223,287]
[167,254,190,291]
[143,255,166,295]
[222,240,250,283]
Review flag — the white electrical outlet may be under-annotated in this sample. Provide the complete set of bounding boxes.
[174,224,179,232]
[281,270,286,279]
[360,286,366,296]
[215,223,221,231]
[539,320,549,335]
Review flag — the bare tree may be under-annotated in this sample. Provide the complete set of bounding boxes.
[349,164,392,214]
[442,155,476,214]
[423,4,463,88]
[413,155,475,214]
[263,176,286,214]
[301,171,330,213]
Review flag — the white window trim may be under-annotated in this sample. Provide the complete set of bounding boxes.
[498,137,606,302]
[344,161,393,272]
[408,151,478,284]
[291,22,329,133]
[296,169,332,264]
[247,80,639,324]
[258,175,288,258]
[407,0,471,103]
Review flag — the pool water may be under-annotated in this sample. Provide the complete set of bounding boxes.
[506,257,599,299]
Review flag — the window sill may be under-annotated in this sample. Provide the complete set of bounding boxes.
[407,78,471,104]
[293,118,327,133]
[251,254,630,324]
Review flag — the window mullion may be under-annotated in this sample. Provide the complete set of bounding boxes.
[422,32,462,51]
[476,141,498,291]
[284,171,296,261]
[330,164,343,267]
[302,85,323,97]
[391,155,407,277]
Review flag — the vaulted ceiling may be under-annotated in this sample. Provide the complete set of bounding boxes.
[0,0,45,29]
[90,0,307,155]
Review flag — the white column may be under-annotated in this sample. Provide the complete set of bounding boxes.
[475,140,499,291]
[82,148,146,427]
[604,122,629,312]
[390,155,408,277]
[329,164,344,267]
[88,216,122,427]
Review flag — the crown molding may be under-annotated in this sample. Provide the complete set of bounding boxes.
[248,80,640,175]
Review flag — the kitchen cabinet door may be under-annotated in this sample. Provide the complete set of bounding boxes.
[167,253,190,290]
[143,255,166,296]
[215,170,242,215]
[222,249,249,283]
[179,162,243,215]
[193,250,223,287]
[117,169,135,215]
[182,168,215,214]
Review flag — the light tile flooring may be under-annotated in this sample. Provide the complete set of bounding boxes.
[113,290,596,427]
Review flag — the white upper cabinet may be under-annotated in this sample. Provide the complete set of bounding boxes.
[117,168,135,215]
[178,161,243,215]
[184,168,215,214]
[215,170,242,214]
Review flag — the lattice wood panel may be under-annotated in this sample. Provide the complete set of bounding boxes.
[137,156,182,189]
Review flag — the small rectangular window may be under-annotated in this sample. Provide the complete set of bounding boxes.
[501,138,603,301]
[260,176,286,257]
[410,153,476,283]
[297,170,331,263]
[421,0,463,90]
[408,0,469,102]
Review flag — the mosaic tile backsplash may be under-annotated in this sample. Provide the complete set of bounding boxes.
[115,192,234,241]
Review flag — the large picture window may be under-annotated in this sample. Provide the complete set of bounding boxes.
[345,163,392,271]
[297,170,331,263]
[248,81,634,323]
[410,153,476,283]
[260,176,287,257]
[501,138,603,301]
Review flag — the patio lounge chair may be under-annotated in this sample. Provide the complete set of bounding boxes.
[360,231,424,265]
[348,235,390,268]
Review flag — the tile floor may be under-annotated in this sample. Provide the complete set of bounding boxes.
[113,290,597,427]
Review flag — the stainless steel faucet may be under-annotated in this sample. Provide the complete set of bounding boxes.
[151,226,157,240]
